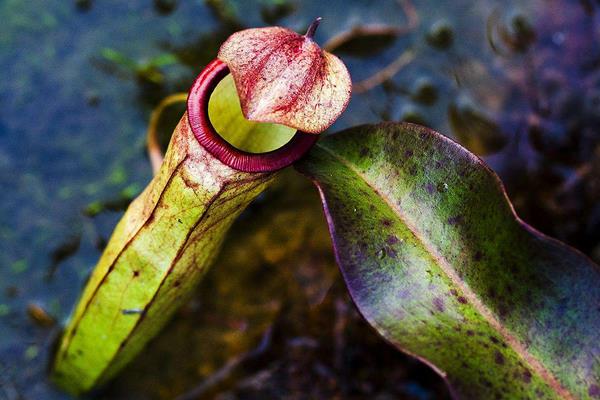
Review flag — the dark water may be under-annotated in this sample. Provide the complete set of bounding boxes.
[1,0,599,399]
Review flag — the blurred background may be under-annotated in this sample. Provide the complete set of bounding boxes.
[1,0,599,398]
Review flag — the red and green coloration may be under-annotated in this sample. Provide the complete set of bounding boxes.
[218,18,351,134]
[52,20,351,394]
[187,18,351,172]
[297,123,600,400]
[188,59,319,172]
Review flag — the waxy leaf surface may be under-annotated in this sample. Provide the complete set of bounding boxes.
[218,26,351,134]
[52,114,277,394]
[297,123,600,399]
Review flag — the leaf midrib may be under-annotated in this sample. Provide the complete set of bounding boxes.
[316,143,573,400]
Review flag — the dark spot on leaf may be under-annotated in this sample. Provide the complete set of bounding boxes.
[177,218,183,224]
[174,280,181,287]
[489,336,500,345]
[466,330,474,336]
[381,219,392,227]
[133,270,140,277]
[433,297,445,312]
[494,351,505,365]
[386,235,399,245]
[425,183,436,194]
[447,215,464,225]
[450,289,458,296]
[522,370,532,383]
[404,149,414,158]
[473,251,483,261]
[385,247,397,258]
[457,296,468,304]
[122,308,144,315]
[480,378,492,388]
[589,384,600,398]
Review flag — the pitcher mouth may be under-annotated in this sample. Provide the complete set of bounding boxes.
[187,59,320,173]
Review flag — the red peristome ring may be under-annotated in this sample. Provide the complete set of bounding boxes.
[187,59,320,173]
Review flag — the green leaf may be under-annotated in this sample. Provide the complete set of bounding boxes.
[100,47,137,70]
[148,52,179,68]
[296,123,600,399]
